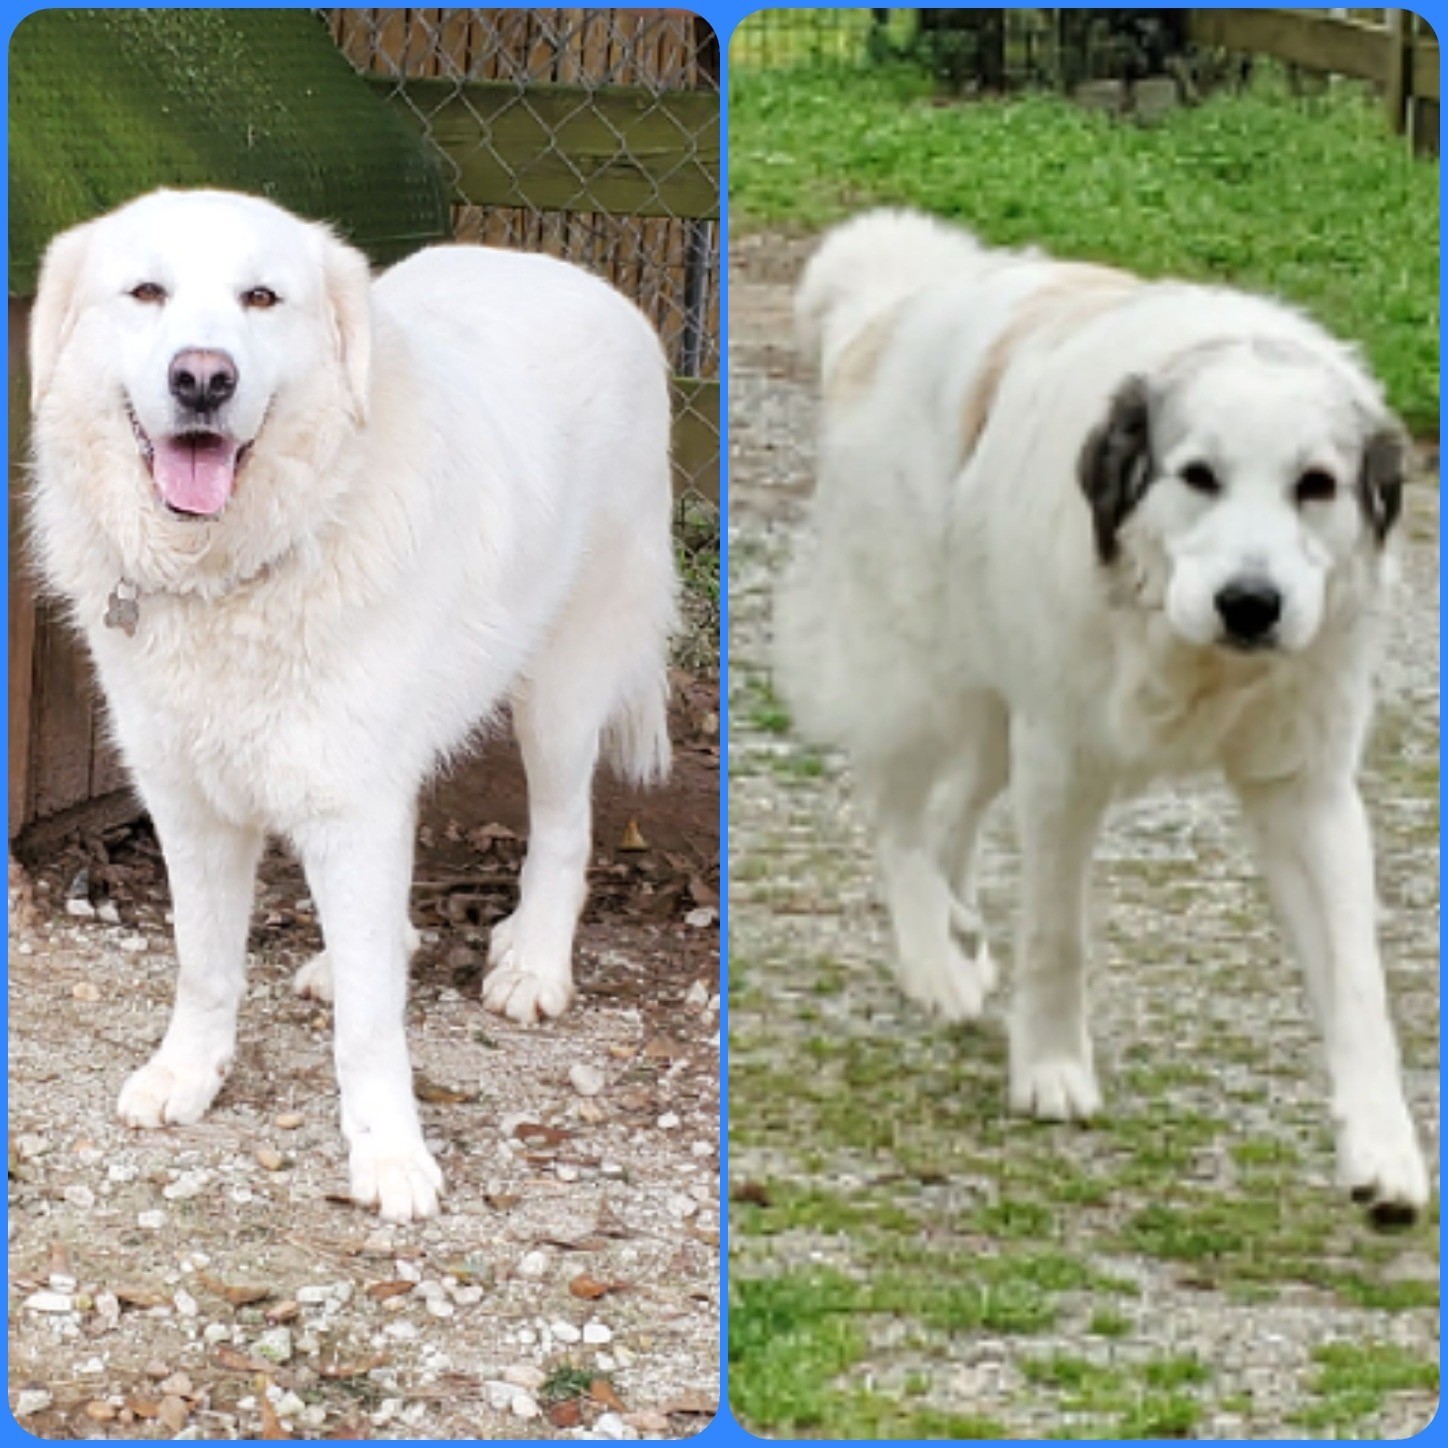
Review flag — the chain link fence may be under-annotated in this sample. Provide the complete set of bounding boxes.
[325,8,720,669]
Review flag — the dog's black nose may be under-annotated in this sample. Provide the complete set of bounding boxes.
[169,349,238,412]
[1215,578,1282,645]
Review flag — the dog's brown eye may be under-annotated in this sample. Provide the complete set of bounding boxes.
[241,287,280,310]
[1181,461,1220,495]
[1296,469,1337,504]
[128,282,166,304]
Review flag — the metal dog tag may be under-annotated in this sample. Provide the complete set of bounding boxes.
[104,581,141,637]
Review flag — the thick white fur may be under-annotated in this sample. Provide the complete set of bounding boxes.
[777,209,1426,1216]
[30,189,677,1222]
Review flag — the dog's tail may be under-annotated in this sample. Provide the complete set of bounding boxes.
[794,208,987,384]
[603,662,673,787]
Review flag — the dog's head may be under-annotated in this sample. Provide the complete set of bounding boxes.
[1079,337,1405,655]
[29,188,372,583]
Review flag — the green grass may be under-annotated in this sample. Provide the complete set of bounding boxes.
[730,65,1438,430]
[1289,1341,1439,1433]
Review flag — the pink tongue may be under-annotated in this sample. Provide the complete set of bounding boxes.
[152,435,240,516]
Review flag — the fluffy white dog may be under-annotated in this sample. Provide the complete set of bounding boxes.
[776,209,1427,1221]
[29,189,677,1221]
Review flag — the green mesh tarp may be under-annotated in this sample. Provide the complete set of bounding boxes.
[9,8,451,295]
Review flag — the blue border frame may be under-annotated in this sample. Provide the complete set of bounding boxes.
[3,3,1444,1445]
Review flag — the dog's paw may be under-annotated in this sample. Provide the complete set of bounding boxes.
[1009,1054,1100,1122]
[349,1133,444,1223]
[482,961,574,1024]
[482,913,574,1024]
[293,952,334,1003]
[118,1052,229,1128]
[890,901,996,1023]
[1338,1114,1429,1226]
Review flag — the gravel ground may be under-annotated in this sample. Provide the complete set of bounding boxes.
[8,686,720,1440]
[726,234,1440,1439]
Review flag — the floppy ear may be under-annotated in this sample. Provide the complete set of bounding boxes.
[1359,419,1407,544]
[318,226,373,425]
[30,220,95,412]
[1078,374,1155,563]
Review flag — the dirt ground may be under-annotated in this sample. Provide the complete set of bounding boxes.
[8,675,720,1440]
[727,234,1440,1438]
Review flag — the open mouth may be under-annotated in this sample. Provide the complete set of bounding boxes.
[127,403,255,520]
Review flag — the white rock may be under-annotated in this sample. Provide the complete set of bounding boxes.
[600,1161,625,1177]
[15,1389,53,1416]
[395,1259,422,1284]
[203,1323,230,1345]
[137,1210,167,1230]
[119,934,148,953]
[163,1171,208,1201]
[516,1250,549,1280]
[583,1321,614,1345]
[550,1319,582,1344]
[510,1393,541,1420]
[65,897,96,919]
[302,1406,328,1429]
[691,1140,714,1158]
[452,1284,484,1306]
[503,1364,548,1391]
[666,1193,699,1219]
[657,1112,681,1131]
[557,1164,580,1183]
[97,901,122,926]
[384,1321,418,1342]
[174,1288,199,1318]
[24,1290,75,1314]
[484,1380,523,1411]
[683,979,710,1009]
[425,1297,455,1319]
[275,1391,307,1419]
[684,907,717,930]
[416,1279,446,1300]
[594,1411,639,1440]
[255,1328,293,1364]
[48,1271,78,1294]
[517,1327,537,1346]
[569,1062,606,1097]
[77,1357,105,1376]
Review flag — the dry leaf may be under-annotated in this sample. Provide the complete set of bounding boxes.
[159,1396,190,1434]
[127,1398,161,1420]
[590,1379,627,1413]
[364,1280,414,1302]
[619,819,648,851]
[114,1285,169,1309]
[547,1400,582,1429]
[260,1395,289,1440]
[199,1273,272,1306]
[319,1354,388,1380]
[483,1192,521,1211]
[569,1273,629,1300]
[513,1121,570,1148]
[84,1401,117,1422]
[661,1392,717,1416]
[730,1180,772,1207]
[267,1300,301,1323]
[414,1076,472,1105]
[213,1345,275,1374]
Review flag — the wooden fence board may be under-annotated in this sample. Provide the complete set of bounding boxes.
[1188,8,1392,85]
[373,76,719,220]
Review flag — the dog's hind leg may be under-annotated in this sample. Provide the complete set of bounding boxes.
[482,678,600,1025]
[931,692,1011,995]
[861,742,996,1023]
[118,784,263,1129]
[1007,720,1112,1121]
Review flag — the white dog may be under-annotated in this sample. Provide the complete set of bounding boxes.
[28,189,677,1221]
[775,209,1427,1221]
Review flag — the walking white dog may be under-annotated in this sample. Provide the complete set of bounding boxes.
[776,209,1427,1220]
[29,189,677,1221]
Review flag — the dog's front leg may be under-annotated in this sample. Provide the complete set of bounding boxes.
[294,801,442,1223]
[1234,771,1427,1220]
[1008,722,1113,1121]
[118,785,263,1128]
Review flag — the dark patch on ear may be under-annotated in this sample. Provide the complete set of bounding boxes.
[1078,375,1155,563]
[1359,423,1407,544]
